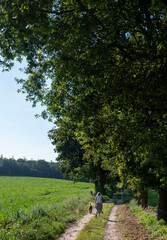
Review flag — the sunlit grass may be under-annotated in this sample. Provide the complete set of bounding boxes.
[0,176,94,239]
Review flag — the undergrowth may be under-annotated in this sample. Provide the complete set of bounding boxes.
[0,195,95,240]
[129,200,167,239]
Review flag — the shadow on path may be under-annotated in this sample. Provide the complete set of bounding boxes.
[104,195,123,240]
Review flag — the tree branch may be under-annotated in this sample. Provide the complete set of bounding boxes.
[75,0,105,28]
[39,8,75,15]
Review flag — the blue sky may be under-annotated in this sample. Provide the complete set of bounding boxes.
[0,61,57,162]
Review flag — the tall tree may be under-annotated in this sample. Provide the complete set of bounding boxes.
[1,0,167,219]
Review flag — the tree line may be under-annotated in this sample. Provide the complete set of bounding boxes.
[0,0,167,221]
[0,155,64,179]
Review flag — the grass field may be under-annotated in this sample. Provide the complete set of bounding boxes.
[0,176,94,239]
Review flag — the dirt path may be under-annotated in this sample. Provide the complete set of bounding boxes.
[103,196,123,240]
[57,195,155,240]
[57,197,122,240]
[57,207,97,240]
[119,204,155,240]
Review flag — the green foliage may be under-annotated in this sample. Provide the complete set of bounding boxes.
[103,185,113,198]
[49,117,117,192]
[129,200,143,216]
[0,176,94,239]
[0,155,64,179]
[1,0,167,216]
[122,188,134,204]
[48,119,93,182]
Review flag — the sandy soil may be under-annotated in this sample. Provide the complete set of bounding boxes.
[56,198,117,240]
[103,198,123,240]
[56,207,97,240]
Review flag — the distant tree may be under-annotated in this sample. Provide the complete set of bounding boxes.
[0,156,64,179]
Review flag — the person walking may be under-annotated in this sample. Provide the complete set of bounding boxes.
[95,192,103,217]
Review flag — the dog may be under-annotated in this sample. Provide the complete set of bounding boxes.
[89,202,93,214]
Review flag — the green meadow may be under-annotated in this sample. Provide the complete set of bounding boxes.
[0,176,94,240]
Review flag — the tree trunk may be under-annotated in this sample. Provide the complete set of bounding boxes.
[141,189,148,208]
[98,166,105,194]
[95,180,99,193]
[158,188,167,222]
[137,189,148,208]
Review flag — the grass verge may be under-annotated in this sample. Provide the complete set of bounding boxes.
[129,199,167,239]
[75,201,116,240]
